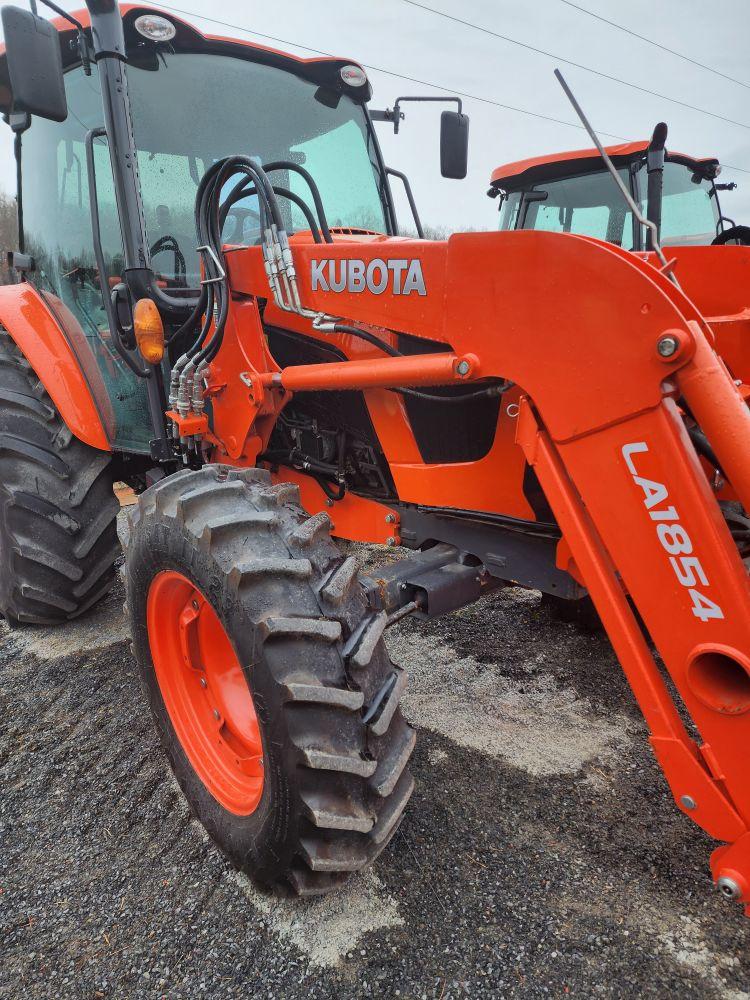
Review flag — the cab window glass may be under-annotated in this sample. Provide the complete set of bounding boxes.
[638,161,719,246]
[497,191,520,230]
[520,169,635,246]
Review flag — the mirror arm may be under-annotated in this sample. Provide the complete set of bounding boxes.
[35,0,92,74]
[371,96,463,135]
[385,167,424,238]
[392,95,462,134]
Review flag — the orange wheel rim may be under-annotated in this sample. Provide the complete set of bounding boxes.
[147,570,264,815]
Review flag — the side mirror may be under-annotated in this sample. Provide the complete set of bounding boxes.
[440,111,469,179]
[1,6,67,122]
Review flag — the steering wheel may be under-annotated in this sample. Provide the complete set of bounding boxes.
[150,235,187,285]
[711,225,750,246]
[223,204,262,245]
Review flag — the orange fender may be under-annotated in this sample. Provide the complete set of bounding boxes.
[0,283,113,451]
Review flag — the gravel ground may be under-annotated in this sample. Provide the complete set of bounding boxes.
[1,541,749,999]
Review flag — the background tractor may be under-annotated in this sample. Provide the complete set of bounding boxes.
[3,1,750,914]
[488,126,746,248]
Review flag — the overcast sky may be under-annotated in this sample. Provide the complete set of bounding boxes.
[1,0,749,230]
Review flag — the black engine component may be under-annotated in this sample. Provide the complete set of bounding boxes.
[396,331,503,463]
[263,326,397,499]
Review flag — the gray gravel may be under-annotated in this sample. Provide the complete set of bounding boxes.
[1,547,749,999]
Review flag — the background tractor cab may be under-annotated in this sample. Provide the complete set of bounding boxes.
[488,137,742,250]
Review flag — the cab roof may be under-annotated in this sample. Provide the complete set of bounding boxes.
[490,140,720,192]
[0,4,371,114]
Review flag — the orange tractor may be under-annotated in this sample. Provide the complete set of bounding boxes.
[2,2,750,911]
[488,132,746,250]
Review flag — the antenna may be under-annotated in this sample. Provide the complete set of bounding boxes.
[553,68,679,287]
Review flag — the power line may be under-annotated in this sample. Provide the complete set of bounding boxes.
[402,0,750,131]
[152,3,750,175]
[557,0,750,92]
[156,2,627,139]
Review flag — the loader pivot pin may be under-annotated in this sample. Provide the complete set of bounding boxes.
[656,334,680,358]
[717,876,743,901]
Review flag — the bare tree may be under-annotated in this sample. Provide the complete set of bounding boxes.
[0,193,18,285]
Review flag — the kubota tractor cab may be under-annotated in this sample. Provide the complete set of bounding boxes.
[489,135,745,250]
[4,2,750,913]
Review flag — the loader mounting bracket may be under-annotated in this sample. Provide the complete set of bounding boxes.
[362,542,501,619]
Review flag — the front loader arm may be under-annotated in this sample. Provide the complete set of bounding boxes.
[225,229,750,908]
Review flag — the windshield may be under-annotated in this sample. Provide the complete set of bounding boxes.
[19,52,388,451]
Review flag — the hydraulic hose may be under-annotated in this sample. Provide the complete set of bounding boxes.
[263,161,333,242]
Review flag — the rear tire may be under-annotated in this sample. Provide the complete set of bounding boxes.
[0,326,119,624]
[541,592,602,631]
[124,464,415,895]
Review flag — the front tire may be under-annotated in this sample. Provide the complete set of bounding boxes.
[124,465,415,895]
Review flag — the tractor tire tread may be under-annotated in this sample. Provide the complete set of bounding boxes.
[0,325,118,625]
[125,464,415,894]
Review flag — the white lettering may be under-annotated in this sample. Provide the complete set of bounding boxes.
[310,259,329,292]
[309,257,427,296]
[349,259,366,293]
[388,259,409,294]
[621,440,723,623]
[622,441,648,475]
[402,259,426,296]
[367,259,389,294]
[329,260,346,293]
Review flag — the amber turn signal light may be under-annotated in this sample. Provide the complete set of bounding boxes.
[133,298,165,364]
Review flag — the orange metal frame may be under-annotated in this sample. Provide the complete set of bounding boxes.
[0,283,113,451]
[197,229,750,909]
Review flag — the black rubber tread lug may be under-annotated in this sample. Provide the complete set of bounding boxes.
[0,432,70,478]
[368,669,408,737]
[12,539,83,581]
[370,718,416,798]
[298,747,377,778]
[225,467,273,487]
[256,482,300,508]
[287,866,351,897]
[18,582,77,614]
[289,510,331,548]
[344,611,388,669]
[0,387,56,421]
[299,835,369,873]
[282,681,364,710]
[71,542,121,598]
[193,511,280,551]
[319,556,359,606]
[300,788,375,833]
[370,772,415,846]
[259,616,341,642]
[231,556,313,585]
[175,480,246,523]
[73,499,120,559]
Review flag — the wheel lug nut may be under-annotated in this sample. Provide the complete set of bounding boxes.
[213,708,220,721]
[192,599,200,611]
[200,677,207,689]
